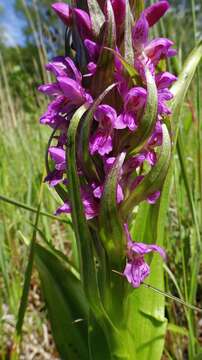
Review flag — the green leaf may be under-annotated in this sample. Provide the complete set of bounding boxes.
[99,153,126,266]
[87,0,105,37]
[35,243,89,360]
[67,105,100,308]
[122,124,171,214]
[170,40,202,146]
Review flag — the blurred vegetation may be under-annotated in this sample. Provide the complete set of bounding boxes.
[0,0,201,359]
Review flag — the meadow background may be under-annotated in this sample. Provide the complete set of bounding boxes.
[0,0,202,359]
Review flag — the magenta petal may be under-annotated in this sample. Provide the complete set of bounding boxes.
[155,72,177,89]
[148,120,163,146]
[144,150,157,166]
[84,39,101,61]
[46,57,82,83]
[144,1,170,27]
[38,83,61,96]
[57,77,85,104]
[87,62,97,75]
[81,187,99,219]
[117,184,124,203]
[45,170,64,187]
[123,259,150,288]
[124,87,147,112]
[74,8,92,39]
[93,185,103,199]
[51,3,71,25]
[95,105,117,128]
[145,38,175,65]
[49,147,65,163]
[132,13,149,50]
[55,202,71,215]
[115,112,137,131]
[90,131,113,156]
[49,147,66,170]
[147,191,161,204]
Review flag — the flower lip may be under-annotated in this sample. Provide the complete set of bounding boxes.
[123,223,166,288]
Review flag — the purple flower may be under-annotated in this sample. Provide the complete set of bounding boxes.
[123,224,165,288]
[148,120,163,147]
[38,83,61,96]
[55,202,71,215]
[49,147,66,171]
[81,186,99,219]
[84,39,101,62]
[145,38,177,66]
[147,190,161,204]
[115,87,147,131]
[93,183,124,204]
[44,169,64,187]
[155,72,178,89]
[46,56,82,83]
[90,105,117,156]
[124,87,147,112]
[56,77,88,104]
[115,112,137,131]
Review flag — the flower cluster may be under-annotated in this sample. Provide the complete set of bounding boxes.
[39,0,176,287]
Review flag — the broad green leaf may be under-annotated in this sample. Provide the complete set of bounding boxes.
[99,153,126,266]
[122,124,171,214]
[35,243,89,360]
[87,0,105,37]
[67,105,101,309]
